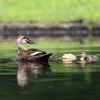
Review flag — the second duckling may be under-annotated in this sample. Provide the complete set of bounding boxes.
[79,51,99,62]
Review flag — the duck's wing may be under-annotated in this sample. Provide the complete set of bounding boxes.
[28,49,52,61]
[28,48,46,56]
[16,49,52,61]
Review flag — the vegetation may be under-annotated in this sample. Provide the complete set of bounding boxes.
[0,40,100,51]
[0,0,100,23]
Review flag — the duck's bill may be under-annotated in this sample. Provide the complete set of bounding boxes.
[26,39,36,44]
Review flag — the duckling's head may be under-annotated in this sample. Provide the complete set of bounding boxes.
[79,51,86,57]
[79,51,86,60]
[17,35,36,45]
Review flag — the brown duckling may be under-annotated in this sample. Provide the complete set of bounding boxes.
[15,35,52,61]
[79,51,99,62]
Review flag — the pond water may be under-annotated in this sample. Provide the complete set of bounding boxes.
[0,46,100,100]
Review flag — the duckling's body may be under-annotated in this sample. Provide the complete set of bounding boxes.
[61,53,77,62]
[15,35,52,61]
[79,51,99,62]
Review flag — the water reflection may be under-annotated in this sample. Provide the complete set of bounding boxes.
[15,61,50,87]
[77,60,87,68]
[77,61,87,72]
[62,60,76,67]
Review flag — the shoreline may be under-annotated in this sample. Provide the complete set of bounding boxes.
[0,22,100,41]
[0,22,88,30]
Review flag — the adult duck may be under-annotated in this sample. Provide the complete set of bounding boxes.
[79,51,99,62]
[15,35,52,61]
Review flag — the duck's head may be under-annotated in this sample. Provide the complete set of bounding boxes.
[17,35,36,45]
[79,51,86,59]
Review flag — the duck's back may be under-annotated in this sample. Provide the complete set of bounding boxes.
[85,55,99,61]
[15,48,52,61]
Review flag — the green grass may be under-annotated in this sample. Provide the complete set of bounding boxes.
[0,40,100,50]
[0,0,100,23]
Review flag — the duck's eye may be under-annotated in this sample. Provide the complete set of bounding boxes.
[26,40,28,43]
[23,37,26,39]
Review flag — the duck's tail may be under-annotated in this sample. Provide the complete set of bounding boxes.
[35,53,53,61]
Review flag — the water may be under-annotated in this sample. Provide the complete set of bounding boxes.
[0,47,100,100]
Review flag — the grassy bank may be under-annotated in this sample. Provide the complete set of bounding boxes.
[0,0,100,23]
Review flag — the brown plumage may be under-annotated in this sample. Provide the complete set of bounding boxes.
[15,35,52,61]
[79,51,99,62]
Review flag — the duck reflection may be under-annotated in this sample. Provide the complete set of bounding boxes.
[77,60,87,71]
[62,60,75,67]
[15,61,50,87]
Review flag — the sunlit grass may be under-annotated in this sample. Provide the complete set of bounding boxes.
[0,0,100,22]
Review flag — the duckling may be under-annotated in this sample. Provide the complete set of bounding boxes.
[61,53,77,62]
[15,35,52,61]
[79,51,99,62]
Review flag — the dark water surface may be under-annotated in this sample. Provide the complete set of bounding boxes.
[0,47,100,100]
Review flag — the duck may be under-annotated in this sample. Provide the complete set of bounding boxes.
[15,35,53,61]
[79,51,99,62]
[61,53,77,62]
